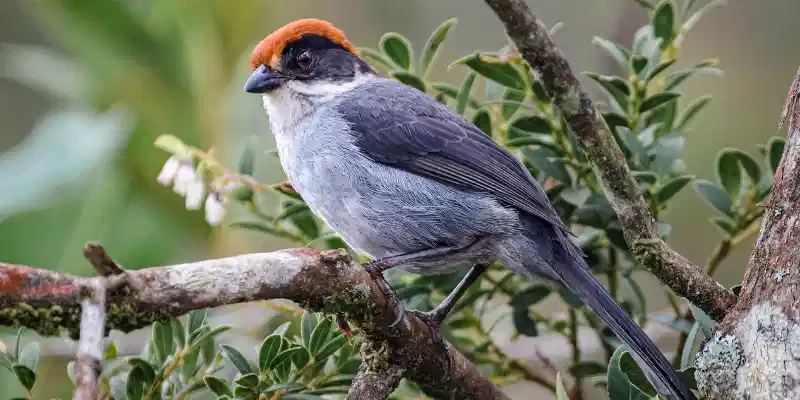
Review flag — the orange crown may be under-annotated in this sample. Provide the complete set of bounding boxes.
[250,18,358,70]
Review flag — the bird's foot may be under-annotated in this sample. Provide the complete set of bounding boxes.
[407,308,447,346]
[363,261,406,328]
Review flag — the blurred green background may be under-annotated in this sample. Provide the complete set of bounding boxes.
[0,0,798,398]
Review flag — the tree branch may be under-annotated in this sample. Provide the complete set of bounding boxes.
[0,248,508,400]
[482,0,737,321]
[73,277,107,400]
[694,67,800,399]
[346,344,408,400]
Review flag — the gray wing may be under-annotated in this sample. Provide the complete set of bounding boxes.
[336,79,569,233]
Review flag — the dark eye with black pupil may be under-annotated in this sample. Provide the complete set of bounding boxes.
[297,51,313,69]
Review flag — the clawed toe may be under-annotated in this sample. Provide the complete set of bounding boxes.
[408,309,445,345]
[362,261,407,328]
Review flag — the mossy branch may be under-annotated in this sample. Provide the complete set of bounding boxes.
[483,0,737,321]
[0,246,508,400]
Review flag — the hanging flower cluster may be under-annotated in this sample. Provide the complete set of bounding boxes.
[156,154,229,225]
[153,134,262,227]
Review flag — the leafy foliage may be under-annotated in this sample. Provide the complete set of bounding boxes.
[1,0,779,399]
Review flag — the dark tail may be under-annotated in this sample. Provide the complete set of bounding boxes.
[521,222,694,400]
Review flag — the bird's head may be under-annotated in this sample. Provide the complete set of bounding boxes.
[244,19,373,98]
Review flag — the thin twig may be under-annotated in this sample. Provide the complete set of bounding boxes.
[72,277,108,400]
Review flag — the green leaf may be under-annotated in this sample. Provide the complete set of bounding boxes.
[695,179,733,216]
[357,47,396,71]
[315,334,348,362]
[512,306,539,337]
[12,364,36,391]
[640,92,680,113]
[645,59,676,83]
[689,304,715,339]
[511,285,552,307]
[127,357,156,386]
[618,127,648,166]
[391,71,426,92]
[380,33,413,71]
[656,175,694,203]
[510,115,551,135]
[585,73,630,111]
[269,346,305,369]
[456,72,477,115]
[308,316,333,356]
[560,187,592,206]
[733,149,762,184]
[454,52,525,90]
[152,321,174,364]
[220,344,253,375]
[501,88,526,120]
[234,373,259,389]
[523,147,571,184]
[711,217,738,237]
[301,311,318,348]
[649,133,685,175]
[472,109,493,137]
[420,18,457,77]
[630,55,649,76]
[649,315,694,334]
[190,325,230,347]
[18,342,39,372]
[767,137,786,174]
[716,150,742,197]
[510,285,550,337]
[676,95,711,130]
[171,319,185,350]
[203,376,233,397]
[665,61,723,90]
[289,210,320,239]
[606,346,657,400]
[592,37,630,70]
[291,346,311,369]
[126,366,146,400]
[432,83,480,109]
[652,0,676,49]
[603,112,630,132]
[568,361,607,379]
[531,79,551,103]
[677,367,699,391]
[259,334,283,373]
[680,323,701,369]
[238,144,255,176]
[556,373,570,400]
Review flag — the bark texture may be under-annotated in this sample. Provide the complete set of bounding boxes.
[482,0,737,320]
[695,68,800,399]
[0,247,508,400]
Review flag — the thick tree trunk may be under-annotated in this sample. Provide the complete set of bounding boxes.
[695,68,800,399]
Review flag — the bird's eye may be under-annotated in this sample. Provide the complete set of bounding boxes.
[296,50,313,69]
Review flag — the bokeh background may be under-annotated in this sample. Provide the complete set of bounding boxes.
[0,0,798,398]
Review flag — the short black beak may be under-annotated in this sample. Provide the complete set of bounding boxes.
[244,64,282,93]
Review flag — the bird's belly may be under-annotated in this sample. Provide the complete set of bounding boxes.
[285,151,519,262]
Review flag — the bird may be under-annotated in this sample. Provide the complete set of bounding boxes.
[243,18,694,400]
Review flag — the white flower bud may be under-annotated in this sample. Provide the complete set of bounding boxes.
[173,161,196,196]
[185,176,206,210]
[156,156,181,186]
[204,193,226,226]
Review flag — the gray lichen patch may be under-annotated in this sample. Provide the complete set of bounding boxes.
[695,332,742,398]
[696,301,800,399]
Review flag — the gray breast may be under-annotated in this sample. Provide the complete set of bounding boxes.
[279,105,521,261]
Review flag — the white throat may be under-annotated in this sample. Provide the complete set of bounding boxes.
[260,70,373,134]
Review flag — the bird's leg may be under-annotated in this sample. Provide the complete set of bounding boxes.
[362,241,482,328]
[410,263,488,343]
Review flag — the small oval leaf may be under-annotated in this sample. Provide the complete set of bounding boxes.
[380,33,413,71]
